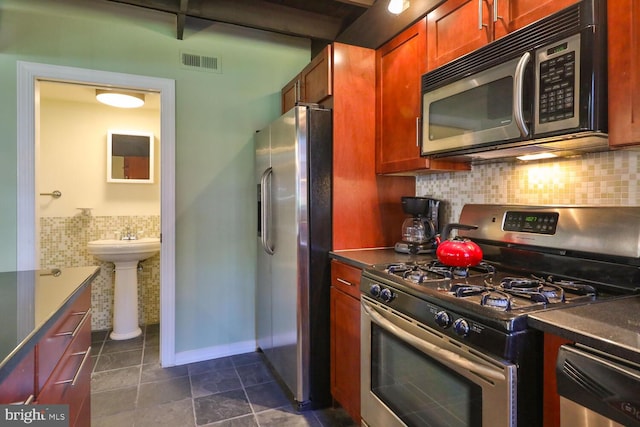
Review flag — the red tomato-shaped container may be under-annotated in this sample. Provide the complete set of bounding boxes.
[436,223,483,267]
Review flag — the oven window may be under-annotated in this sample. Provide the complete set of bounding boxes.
[371,324,482,427]
[428,76,513,141]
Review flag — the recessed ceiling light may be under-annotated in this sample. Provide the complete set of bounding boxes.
[96,89,145,108]
[388,0,410,14]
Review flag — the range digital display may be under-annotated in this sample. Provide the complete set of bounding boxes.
[503,211,559,234]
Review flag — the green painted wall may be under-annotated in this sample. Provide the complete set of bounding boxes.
[0,0,310,353]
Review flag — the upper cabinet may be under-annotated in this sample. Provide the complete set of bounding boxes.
[494,0,579,39]
[281,46,332,113]
[426,0,578,71]
[607,0,640,147]
[376,18,470,174]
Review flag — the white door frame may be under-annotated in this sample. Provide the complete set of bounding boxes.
[17,61,176,366]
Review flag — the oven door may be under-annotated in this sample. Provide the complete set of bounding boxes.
[421,53,532,156]
[361,296,517,427]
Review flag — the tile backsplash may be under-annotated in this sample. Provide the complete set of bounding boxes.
[40,215,160,331]
[416,149,640,224]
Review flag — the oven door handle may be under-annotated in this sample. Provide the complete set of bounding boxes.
[362,300,505,381]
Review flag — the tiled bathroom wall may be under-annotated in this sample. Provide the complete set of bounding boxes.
[416,149,640,224]
[40,215,160,330]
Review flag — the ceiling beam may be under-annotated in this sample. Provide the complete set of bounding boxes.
[176,0,188,39]
[191,0,344,40]
[109,0,346,41]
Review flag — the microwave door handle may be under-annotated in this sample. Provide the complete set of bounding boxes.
[513,51,531,137]
[362,300,506,382]
[260,167,274,255]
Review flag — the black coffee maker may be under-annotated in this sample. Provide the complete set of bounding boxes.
[394,196,442,254]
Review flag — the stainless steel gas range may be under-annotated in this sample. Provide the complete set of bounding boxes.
[360,204,640,427]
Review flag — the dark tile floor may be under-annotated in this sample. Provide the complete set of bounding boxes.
[91,324,358,427]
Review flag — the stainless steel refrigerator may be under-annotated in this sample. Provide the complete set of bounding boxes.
[255,105,332,409]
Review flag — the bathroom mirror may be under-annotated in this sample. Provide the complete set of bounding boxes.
[107,130,154,183]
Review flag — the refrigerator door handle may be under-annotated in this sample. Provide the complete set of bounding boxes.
[260,167,274,255]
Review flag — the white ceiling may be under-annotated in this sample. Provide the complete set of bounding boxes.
[39,81,161,110]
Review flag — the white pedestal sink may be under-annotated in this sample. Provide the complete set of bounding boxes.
[87,237,160,340]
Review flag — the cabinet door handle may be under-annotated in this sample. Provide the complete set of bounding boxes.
[10,394,34,405]
[478,0,488,29]
[54,308,91,338]
[493,0,500,22]
[336,278,353,286]
[54,347,91,386]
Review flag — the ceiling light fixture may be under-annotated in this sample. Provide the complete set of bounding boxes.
[516,153,558,161]
[388,0,410,14]
[96,89,145,108]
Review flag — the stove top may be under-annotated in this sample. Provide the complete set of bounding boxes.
[360,257,611,359]
[374,260,598,312]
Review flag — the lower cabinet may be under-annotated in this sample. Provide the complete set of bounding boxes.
[330,261,361,423]
[37,285,92,427]
[0,284,91,427]
[543,333,572,427]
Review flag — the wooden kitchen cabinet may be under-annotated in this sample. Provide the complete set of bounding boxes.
[281,45,332,113]
[427,0,492,71]
[281,76,301,114]
[607,0,640,147]
[330,261,361,423]
[0,268,94,425]
[36,285,92,427]
[376,18,471,175]
[494,0,579,39]
[427,0,578,71]
[332,42,415,249]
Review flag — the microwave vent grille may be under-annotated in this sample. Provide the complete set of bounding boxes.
[422,1,589,91]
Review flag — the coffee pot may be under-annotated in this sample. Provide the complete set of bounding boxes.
[394,197,442,254]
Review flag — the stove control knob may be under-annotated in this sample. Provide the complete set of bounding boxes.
[379,288,395,303]
[453,318,470,337]
[369,284,381,298]
[435,311,452,328]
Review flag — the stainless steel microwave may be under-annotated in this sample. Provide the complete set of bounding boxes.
[421,0,608,162]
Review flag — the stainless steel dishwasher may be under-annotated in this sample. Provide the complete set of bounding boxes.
[557,344,640,427]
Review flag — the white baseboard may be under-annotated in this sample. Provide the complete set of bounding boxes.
[172,340,258,366]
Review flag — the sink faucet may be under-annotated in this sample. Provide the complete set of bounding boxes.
[122,227,137,240]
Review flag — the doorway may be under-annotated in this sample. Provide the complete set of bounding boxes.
[17,61,177,366]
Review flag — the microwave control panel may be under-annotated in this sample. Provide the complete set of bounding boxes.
[535,33,580,133]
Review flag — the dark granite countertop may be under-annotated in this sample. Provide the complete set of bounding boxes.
[329,248,435,269]
[0,266,100,381]
[528,295,640,364]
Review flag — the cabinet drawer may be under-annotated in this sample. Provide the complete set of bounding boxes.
[331,261,361,300]
[37,286,91,391]
[37,312,91,427]
[0,348,35,404]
